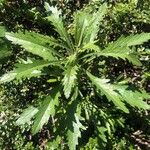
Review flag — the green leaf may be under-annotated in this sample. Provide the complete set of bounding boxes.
[0,49,11,59]
[66,92,83,150]
[89,33,150,66]
[16,106,38,125]
[119,33,150,46]
[67,113,83,150]
[87,72,150,112]
[46,136,62,150]
[0,26,5,37]
[87,72,129,113]
[74,4,107,47]
[97,126,107,142]
[98,47,142,66]
[45,3,74,52]
[5,31,60,61]
[0,40,11,59]
[62,65,78,99]
[82,3,107,45]
[82,42,101,52]
[0,60,59,83]
[32,90,60,134]
[115,85,150,109]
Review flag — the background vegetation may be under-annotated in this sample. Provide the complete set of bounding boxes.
[0,0,150,149]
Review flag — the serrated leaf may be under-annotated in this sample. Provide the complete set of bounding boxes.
[5,31,60,61]
[82,3,107,45]
[32,91,60,134]
[87,72,150,112]
[82,42,101,52]
[16,106,38,125]
[74,4,107,47]
[62,65,78,99]
[66,95,83,150]
[45,2,74,52]
[115,85,150,109]
[46,136,62,150]
[87,72,129,113]
[67,114,83,150]
[98,47,142,66]
[45,3,61,19]
[97,126,107,142]
[122,33,150,46]
[87,33,150,66]
[0,60,60,83]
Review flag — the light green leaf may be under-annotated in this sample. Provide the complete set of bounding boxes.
[46,136,62,150]
[62,65,78,99]
[87,72,150,112]
[115,85,150,109]
[67,114,83,150]
[0,72,17,83]
[66,95,83,150]
[89,33,150,66]
[0,26,5,37]
[105,33,150,59]
[82,3,107,45]
[16,106,38,125]
[32,91,60,134]
[97,126,107,142]
[45,2,74,52]
[0,60,60,83]
[74,3,107,47]
[82,42,101,52]
[98,47,142,66]
[120,33,150,46]
[5,31,60,61]
[87,72,129,113]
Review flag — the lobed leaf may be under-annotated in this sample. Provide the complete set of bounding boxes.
[45,3,74,52]
[62,65,78,99]
[32,91,60,134]
[87,72,129,113]
[87,72,150,112]
[74,4,107,47]
[0,60,61,83]
[115,85,150,109]
[66,91,84,150]
[5,31,60,61]
[16,106,38,125]
[87,33,150,66]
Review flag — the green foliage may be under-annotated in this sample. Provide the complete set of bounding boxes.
[0,0,150,149]
[0,26,5,37]
[16,106,38,126]
[0,26,11,63]
[87,72,129,113]
[0,41,11,59]
[74,3,107,48]
[66,101,83,150]
[87,72,149,112]
[85,33,150,66]
[32,90,60,134]
[0,60,61,83]
[62,64,78,98]
[5,31,59,61]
